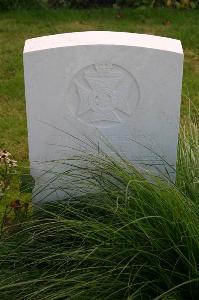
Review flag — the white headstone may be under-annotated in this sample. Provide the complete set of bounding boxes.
[23,31,183,201]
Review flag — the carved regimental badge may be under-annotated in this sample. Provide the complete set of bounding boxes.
[71,63,140,127]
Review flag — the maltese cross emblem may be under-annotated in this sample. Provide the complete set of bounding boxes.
[74,63,139,127]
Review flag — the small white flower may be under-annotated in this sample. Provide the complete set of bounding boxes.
[0,150,11,158]
[8,159,18,167]
[0,150,12,164]
[0,150,17,167]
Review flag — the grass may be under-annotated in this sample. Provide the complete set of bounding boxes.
[177,117,199,201]
[0,117,198,299]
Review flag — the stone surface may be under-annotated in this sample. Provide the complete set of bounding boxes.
[23,31,184,201]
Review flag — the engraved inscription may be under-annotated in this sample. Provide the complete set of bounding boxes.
[69,63,140,127]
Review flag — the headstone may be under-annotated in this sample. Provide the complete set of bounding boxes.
[23,31,183,201]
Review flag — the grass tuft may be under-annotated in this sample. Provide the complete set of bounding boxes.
[0,117,198,299]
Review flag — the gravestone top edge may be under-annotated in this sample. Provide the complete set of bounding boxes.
[24,31,183,55]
